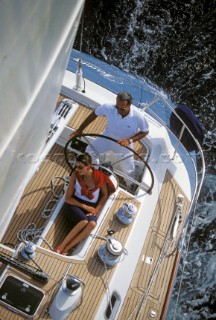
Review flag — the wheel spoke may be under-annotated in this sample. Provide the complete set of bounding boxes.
[111,153,135,167]
[82,136,106,163]
[113,168,149,192]
[64,133,154,194]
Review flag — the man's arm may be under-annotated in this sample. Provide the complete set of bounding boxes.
[118,131,149,147]
[129,131,149,142]
[69,111,98,138]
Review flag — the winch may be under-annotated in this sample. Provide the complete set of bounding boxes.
[19,242,36,260]
[97,238,125,268]
[116,202,137,225]
[49,275,84,320]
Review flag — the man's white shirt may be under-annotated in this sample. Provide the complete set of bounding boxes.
[95,104,149,140]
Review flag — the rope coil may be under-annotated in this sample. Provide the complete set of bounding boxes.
[42,199,58,219]
[17,223,44,243]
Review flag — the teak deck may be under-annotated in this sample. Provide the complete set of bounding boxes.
[2,101,147,248]
[0,171,190,320]
[67,103,147,157]
[0,98,190,319]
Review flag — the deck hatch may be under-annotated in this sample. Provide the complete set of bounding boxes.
[105,291,121,319]
[0,275,45,318]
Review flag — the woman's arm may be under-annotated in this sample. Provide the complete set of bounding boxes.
[65,173,88,208]
[65,172,108,215]
[94,183,108,216]
[65,172,76,204]
[65,172,96,212]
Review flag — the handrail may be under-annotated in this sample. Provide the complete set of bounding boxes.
[139,96,205,210]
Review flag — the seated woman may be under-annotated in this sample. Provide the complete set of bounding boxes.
[54,153,115,255]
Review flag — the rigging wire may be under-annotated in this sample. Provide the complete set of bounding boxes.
[79,6,85,53]
[172,203,199,319]
[126,196,184,320]
[172,160,205,319]
[77,5,87,93]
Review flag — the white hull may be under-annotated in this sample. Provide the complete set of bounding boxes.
[0,3,205,320]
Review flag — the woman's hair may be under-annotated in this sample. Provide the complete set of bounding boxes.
[76,153,92,166]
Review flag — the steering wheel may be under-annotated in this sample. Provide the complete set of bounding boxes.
[64,134,154,194]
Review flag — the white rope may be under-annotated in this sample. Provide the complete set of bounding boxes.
[42,199,58,219]
[103,261,113,315]
[51,175,70,198]
[16,174,71,249]
[89,234,114,313]
[17,223,44,243]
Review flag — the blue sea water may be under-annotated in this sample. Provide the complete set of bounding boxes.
[75,0,216,318]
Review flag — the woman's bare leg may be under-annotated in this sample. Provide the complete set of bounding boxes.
[55,220,88,253]
[63,221,96,253]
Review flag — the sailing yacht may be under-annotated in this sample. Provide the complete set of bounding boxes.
[0,1,205,319]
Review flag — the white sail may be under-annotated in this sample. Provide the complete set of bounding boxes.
[0,0,85,235]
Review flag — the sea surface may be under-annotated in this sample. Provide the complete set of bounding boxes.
[74,1,216,319]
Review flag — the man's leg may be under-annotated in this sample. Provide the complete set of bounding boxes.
[110,144,135,185]
[86,138,114,165]
[86,138,136,184]
[117,151,135,183]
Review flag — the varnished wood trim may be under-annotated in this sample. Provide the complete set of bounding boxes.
[160,249,180,320]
